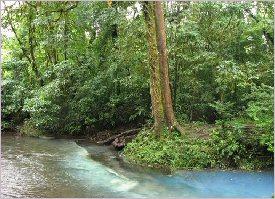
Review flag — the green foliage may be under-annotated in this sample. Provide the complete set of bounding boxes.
[2,59,32,130]
[167,2,273,123]
[21,59,150,134]
[23,82,62,132]
[246,85,274,152]
[20,120,44,137]
[2,2,151,135]
[209,126,273,170]
[124,124,273,170]
[124,128,210,170]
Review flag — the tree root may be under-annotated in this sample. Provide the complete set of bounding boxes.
[174,121,185,135]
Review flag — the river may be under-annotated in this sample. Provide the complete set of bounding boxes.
[1,135,274,198]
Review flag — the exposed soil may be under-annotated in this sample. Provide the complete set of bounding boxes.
[180,123,217,140]
[3,122,217,150]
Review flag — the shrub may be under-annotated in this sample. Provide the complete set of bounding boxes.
[124,122,273,171]
[208,125,273,170]
[124,128,211,170]
[246,85,274,152]
[20,120,44,137]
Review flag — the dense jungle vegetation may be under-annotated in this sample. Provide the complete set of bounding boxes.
[2,1,274,170]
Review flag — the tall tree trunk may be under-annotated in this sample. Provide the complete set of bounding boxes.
[143,2,184,134]
[154,2,176,129]
[143,2,165,134]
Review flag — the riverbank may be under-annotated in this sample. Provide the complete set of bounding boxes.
[123,123,274,171]
[3,122,142,143]
[4,120,273,172]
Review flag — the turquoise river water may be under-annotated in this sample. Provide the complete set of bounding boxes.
[1,135,274,198]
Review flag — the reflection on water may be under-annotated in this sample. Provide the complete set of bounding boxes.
[1,135,274,198]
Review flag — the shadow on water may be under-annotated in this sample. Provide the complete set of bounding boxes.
[1,135,274,198]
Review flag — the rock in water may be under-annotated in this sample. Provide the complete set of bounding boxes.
[112,137,125,150]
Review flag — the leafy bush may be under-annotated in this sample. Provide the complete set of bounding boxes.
[124,123,273,170]
[2,60,32,131]
[246,85,274,152]
[21,60,151,135]
[209,125,273,170]
[20,120,44,137]
[124,128,211,170]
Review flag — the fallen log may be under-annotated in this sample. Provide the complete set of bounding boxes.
[97,128,141,145]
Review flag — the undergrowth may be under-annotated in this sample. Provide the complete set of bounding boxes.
[20,120,45,137]
[124,125,273,171]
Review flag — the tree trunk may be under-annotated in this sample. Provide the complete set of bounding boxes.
[154,2,176,129]
[143,2,165,134]
[143,2,184,134]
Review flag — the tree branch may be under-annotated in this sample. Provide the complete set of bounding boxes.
[244,8,274,45]
[3,2,32,64]
[96,128,141,145]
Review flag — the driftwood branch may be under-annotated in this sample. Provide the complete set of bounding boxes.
[96,128,141,145]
